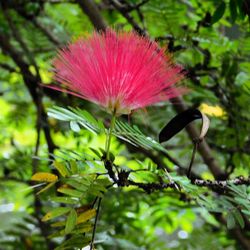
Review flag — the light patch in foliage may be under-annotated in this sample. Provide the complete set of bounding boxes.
[0,99,10,118]
[40,70,53,84]
[199,103,226,117]
[31,172,58,182]
[14,129,36,146]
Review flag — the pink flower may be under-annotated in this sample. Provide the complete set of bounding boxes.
[48,30,185,115]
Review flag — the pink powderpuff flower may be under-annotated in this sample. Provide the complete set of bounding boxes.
[48,29,185,115]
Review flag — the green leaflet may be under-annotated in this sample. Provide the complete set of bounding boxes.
[50,196,79,205]
[57,187,83,198]
[48,106,167,153]
[65,209,77,234]
[211,1,226,24]
[48,106,103,134]
[42,207,71,222]
[54,161,71,177]
[77,209,96,224]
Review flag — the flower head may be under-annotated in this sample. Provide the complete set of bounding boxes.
[49,29,185,115]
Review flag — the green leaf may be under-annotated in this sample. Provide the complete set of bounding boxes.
[211,1,226,24]
[54,235,91,250]
[95,178,112,186]
[69,160,78,174]
[50,196,79,205]
[233,210,245,228]
[37,182,56,195]
[242,209,250,216]
[57,187,83,198]
[48,109,71,121]
[75,109,98,128]
[71,224,93,234]
[70,121,81,132]
[48,107,100,134]
[49,107,167,153]
[66,179,89,192]
[51,221,66,228]
[92,183,107,193]
[89,147,102,158]
[114,120,166,153]
[31,172,58,182]
[54,161,71,177]
[230,0,238,22]
[234,197,250,208]
[226,212,236,229]
[228,184,247,197]
[65,209,77,234]
[236,0,247,19]
[42,207,71,222]
[77,209,96,224]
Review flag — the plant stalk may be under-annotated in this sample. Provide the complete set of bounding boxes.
[90,197,102,250]
[105,112,116,160]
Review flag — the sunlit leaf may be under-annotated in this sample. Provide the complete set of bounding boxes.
[70,121,81,132]
[54,161,71,177]
[31,172,58,182]
[77,209,96,224]
[69,160,78,174]
[51,221,66,228]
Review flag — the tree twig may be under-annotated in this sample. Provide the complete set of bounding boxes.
[76,0,107,31]
[90,197,102,250]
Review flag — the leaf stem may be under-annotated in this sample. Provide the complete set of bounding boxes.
[105,112,116,160]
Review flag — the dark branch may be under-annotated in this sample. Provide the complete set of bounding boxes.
[0,62,17,72]
[109,0,147,36]
[76,0,107,31]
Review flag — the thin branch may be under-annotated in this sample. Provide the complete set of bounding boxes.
[127,179,177,193]
[193,176,250,187]
[109,0,147,36]
[76,0,107,31]
[90,198,102,250]
[126,176,250,193]
[0,62,17,72]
